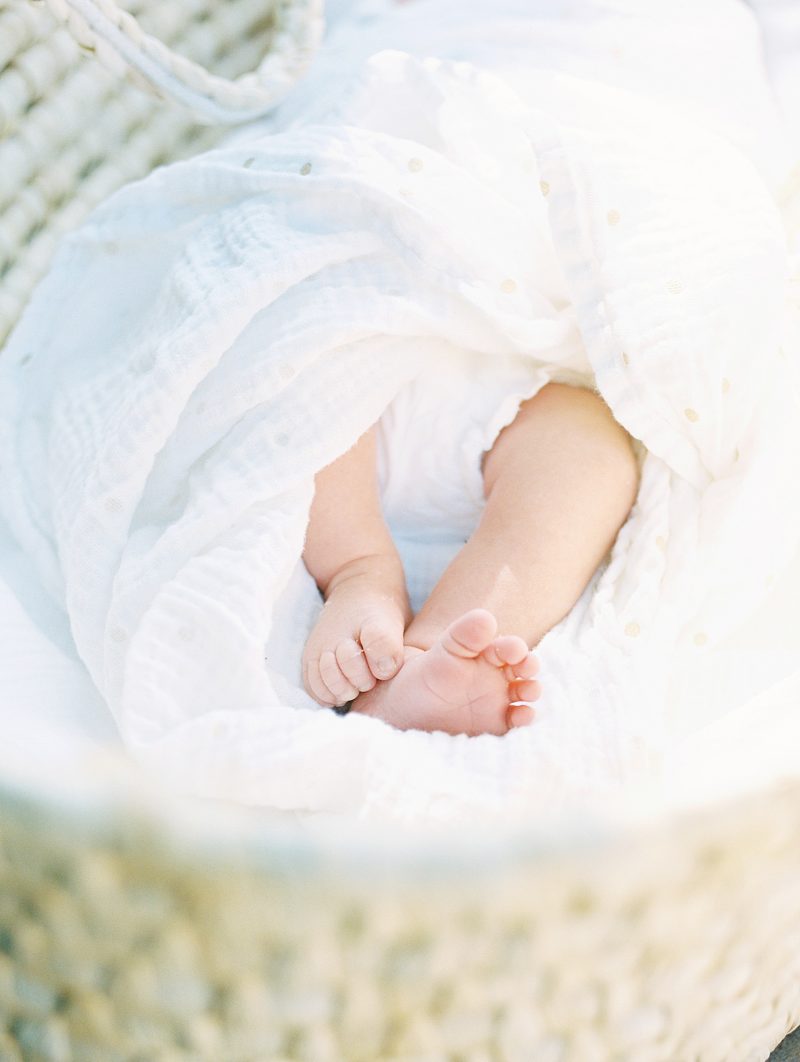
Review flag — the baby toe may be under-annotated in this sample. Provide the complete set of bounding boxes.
[319,649,359,706]
[440,609,498,659]
[360,618,404,680]
[487,633,529,668]
[509,651,539,682]
[335,638,376,693]
[507,704,535,729]
[304,658,336,707]
[510,678,541,703]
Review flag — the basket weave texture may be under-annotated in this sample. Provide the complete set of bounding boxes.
[2,3,800,1059]
[0,0,315,348]
[1,778,800,1060]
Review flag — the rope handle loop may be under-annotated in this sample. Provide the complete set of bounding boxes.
[40,0,325,123]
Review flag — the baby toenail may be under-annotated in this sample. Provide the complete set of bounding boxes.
[377,657,395,675]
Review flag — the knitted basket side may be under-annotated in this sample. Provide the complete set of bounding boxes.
[41,0,324,122]
[0,777,799,1059]
[0,0,308,349]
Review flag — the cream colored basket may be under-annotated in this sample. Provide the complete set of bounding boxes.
[2,3,800,1060]
[0,0,322,347]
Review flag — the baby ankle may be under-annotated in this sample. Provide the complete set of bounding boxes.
[323,551,405,600]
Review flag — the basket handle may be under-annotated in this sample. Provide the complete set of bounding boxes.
[41,0,325,124]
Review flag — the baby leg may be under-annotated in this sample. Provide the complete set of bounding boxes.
[404,382,640,650]
[301,426,412,707]
[351,383,638,734]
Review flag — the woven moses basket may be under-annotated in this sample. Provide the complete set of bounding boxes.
[2,2,800,1059]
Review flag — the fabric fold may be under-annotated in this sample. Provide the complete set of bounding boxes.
[2,1,799,824]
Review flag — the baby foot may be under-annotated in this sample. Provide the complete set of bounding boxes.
[302,559,411,707]
[350,608,540,736]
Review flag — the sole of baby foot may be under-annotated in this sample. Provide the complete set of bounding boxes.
[349,608,540,736]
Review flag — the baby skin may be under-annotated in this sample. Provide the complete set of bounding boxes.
[302,383,639,736]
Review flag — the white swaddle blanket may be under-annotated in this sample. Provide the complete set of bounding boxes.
[2,0,799,825]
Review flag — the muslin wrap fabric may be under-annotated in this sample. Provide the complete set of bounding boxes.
[1,0,798,824]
